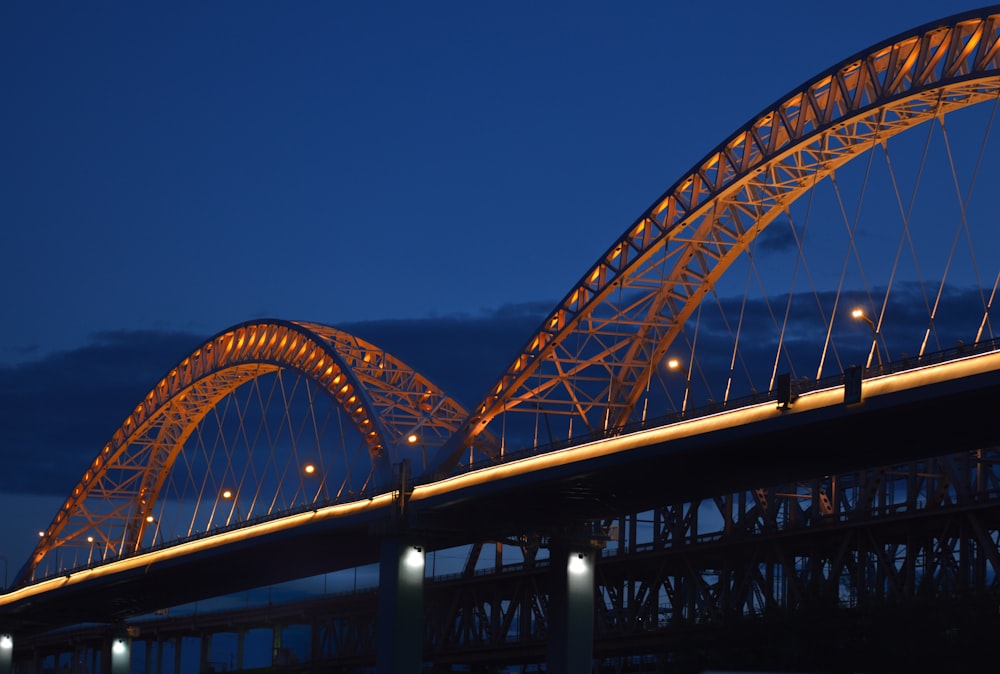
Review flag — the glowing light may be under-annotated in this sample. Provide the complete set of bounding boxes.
[112,639,126,654]
[303,464,316,475]
[667,358,681,370]
[405,546,424,568]
[568,553,588,575]
[852,307,877,331]
[407,434,418,444]
[146,515,155,523]
[222,490,233,499]
[87,536,94,543]
[0,635,12,649]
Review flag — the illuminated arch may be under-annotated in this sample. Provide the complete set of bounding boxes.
[26,319,469,582]
[432,7,1000,470]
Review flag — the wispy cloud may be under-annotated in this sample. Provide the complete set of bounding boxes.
[1,288,992,497]
[0,306,551,496]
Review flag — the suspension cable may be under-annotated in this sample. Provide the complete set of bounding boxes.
[878,115,937,362]
[920,107,991,356]
[820,133,880,372]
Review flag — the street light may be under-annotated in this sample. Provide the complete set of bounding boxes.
[664,356,693,414]
[221,489,242,523]
[407,433,428,469]
[851,308,883,369]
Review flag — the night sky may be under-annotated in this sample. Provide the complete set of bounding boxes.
[0,2,989,574]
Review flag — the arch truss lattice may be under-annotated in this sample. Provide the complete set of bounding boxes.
[431,6,1000,471]
[17,6,1000,587]
[23,320,472,584]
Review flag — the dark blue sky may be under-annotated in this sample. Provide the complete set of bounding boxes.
[0,2,988,572]
[1,0,967,362]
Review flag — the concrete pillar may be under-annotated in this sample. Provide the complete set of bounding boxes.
[0,633,12,674]
[199,634,212,673]
[547,544,595,673]
[376,536,424,674]
[172,636,182,674]
[109,636,130,674]
[237,631,245,671]
[271,625,282,666]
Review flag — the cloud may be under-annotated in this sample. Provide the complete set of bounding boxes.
[0,306,552,497]
[1,287,991,498]
[0,330,206,496]
[341,301,552,409]
[753,217,801,255]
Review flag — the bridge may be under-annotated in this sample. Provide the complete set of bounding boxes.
[4,6,1000,673]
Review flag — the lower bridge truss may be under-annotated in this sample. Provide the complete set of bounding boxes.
[14,447,1000,673]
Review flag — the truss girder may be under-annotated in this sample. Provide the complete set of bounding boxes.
[594,449,1000,636]
[23,319,469,585]
[425,571,549,657]
[416,450,1000,665]
[430,8,1000,473]
[15,447,1000,670]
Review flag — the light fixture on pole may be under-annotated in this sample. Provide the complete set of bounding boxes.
[851,308,882,368]
[407,432,428,468]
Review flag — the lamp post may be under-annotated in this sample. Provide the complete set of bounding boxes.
[407,433,428,469]
[222,489,242,524]
[851,308,883,369]
[666,356,694,414]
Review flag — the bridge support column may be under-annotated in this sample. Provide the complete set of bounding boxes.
[547,543,595,672]
[0,633,12,674]
[109,634,131,674]
[376,536,424,674]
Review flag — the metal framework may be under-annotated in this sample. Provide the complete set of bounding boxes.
[22,320,470,585]
[15,6,1000,610]
[416,447,1000,670]
[14,447,1000,672]
[432,6,1000,471]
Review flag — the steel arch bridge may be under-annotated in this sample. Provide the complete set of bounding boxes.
[16,6,1000,588]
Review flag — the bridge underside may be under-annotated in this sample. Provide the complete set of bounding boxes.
[415,366,1000,539]
[4,364,1000,633]
[13,443,1000,673]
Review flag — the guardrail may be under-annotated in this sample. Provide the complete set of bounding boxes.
[22,337,1000,588]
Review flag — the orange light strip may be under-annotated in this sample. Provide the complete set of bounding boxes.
[5,349,999,607]
[0,493,394,607]
[413,350,1000,501]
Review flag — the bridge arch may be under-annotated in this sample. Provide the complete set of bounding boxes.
[431,6,1000,471]
[23,319,469,584]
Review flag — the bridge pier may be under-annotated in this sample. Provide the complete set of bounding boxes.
[108,633,131,674]
[0,634,11,674]
[376,536,425,674]
[547,542,596,672]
